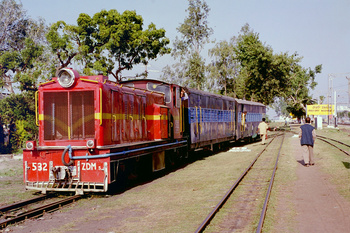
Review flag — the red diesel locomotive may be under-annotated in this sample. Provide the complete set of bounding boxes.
[23,68,187,194]
[23,68,265,195]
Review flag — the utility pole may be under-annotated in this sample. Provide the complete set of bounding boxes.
[328,74,334,125]
[347,76,350,108]
[328,72,350,126]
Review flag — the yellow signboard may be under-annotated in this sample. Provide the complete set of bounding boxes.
[307,104,334,115]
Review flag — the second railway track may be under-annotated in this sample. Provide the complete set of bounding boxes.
[196,133,285,233]
[0,194,81,229]
[316,135,350,156]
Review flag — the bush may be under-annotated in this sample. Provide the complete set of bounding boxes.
[0,93,37,153]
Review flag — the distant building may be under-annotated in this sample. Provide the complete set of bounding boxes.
[337,105,350,112]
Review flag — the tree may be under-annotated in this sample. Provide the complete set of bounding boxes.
[233,24,322,118]
[208,39,237,96]
[0,0,47,94]
[271,97,289,117]
[162,0,213,90]
[283,64,322,118]
[234,24,279,104]
[47,9,171,81]
[319,95,325,104]
[0,0,48,153]
[46,21,80,72]
[0,92,37,152]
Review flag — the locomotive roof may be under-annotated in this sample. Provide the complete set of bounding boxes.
[120,79,173,85]
[120,79,265,107]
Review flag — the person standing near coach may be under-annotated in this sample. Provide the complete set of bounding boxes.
[258,118,269,145]
[299,117,316,167]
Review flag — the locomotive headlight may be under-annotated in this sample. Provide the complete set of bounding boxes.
[26,141,36,150]
[56,68,79,88]
[86,139,95,149]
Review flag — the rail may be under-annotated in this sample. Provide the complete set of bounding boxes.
[316,135,350,156]
[0,194,52,214]
[256,134,285,232]
[195,134,282,233]
[0,195,81,229]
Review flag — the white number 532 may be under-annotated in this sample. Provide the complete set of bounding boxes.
[32,162,48,171]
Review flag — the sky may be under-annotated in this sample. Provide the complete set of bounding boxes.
[19,0,350,114]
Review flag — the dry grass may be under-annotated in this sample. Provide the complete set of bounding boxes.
[314,126,350,199]
[0,156,37,205]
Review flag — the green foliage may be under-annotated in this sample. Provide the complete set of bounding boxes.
[0,0,48,152]
[47,9,170,81]
[232,24,322,118]
[319,95,326,104]
[0,92,37,153]
[46,21,78,70]
[0,0,325,152]
[13,120,28,149]
[208,39,237,95]
[162,0,213,90]
[337,111,349,118]
[174,0,213,56]
[271,98,289,117]
[0,0,27,51]
[234,24,281,104]
[0,0,47,93]
[185,52,206,89]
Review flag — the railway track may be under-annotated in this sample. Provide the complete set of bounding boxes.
[316,135,350,156]
[195,133,285,232]
[0,194,81,229]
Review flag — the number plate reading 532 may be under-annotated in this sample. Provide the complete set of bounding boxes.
[32,162,48,171]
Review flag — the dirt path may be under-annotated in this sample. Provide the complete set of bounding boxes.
[291,136,350,233]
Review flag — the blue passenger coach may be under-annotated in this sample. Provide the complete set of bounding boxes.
[185,88,266,150]
[186,88,236,149]
[235,99,266,140]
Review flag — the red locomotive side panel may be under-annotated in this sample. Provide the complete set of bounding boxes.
[120,79,183,139]
[146,104,168,139]
[146,104,161,140]
[160,107,168,139]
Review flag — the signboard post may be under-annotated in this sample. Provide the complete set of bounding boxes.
[315,116,323,129]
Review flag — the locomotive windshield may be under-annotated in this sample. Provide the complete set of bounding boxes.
[147,82,171,103]
[43,91,95,140]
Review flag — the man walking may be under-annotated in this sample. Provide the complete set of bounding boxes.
[258,118,269,145]
[299,117,316,167]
